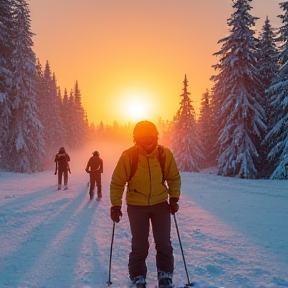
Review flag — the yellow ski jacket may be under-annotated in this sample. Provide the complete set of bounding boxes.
[110,144,181,206]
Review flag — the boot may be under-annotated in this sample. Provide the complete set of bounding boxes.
[132,275,146,288]
[158,271,173,288]
[89,190,94,200]
[63,184,68,190]
[57,184,61,190]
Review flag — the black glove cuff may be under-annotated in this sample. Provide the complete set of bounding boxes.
[169,197,179,204]
[111,206,121,212]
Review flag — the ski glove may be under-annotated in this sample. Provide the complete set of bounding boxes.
[169,197,179,215]
[85,169,90,173]
[110,206,122,223]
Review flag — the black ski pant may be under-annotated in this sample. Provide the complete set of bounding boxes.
[58,168,68,185]
[89,171,102,196]
[127,201,173,279]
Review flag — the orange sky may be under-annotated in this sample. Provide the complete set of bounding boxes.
[29,0,282,126]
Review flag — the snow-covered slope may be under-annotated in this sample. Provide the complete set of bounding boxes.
[0,148,287,288]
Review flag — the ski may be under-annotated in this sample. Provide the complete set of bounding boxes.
[119,284,188,288]
[108,282,194,288]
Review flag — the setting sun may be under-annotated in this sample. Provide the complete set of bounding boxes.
[128,101,148,119]
[114,88,160,123]
[29,0,282,125]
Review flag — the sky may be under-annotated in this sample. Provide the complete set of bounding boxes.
[28,0,283,126]
[0,140,287,287]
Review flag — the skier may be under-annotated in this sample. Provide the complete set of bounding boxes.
[85,151,103,199]
[110,120,181,288]
[54,147,71,190]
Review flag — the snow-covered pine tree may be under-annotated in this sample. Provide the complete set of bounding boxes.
[263,1,288,179]
[72,80,86,147]
[256,16,279,177]
[66,89,78,148]
[170,75,204,172]
[56,84,68,146]
[42,61,65,161]
[35,58,45,117]
[210,0,266,179]
[257,17,279,112]
[5,0,45,172]
[197,89,216,168]
[59,87,69,145]
[51,73,66,144]
[0,0,14,167]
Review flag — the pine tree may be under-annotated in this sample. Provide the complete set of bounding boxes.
[263,1,288,179]
[84,111,90,140]
[88,121,96,142]
[197,89,215,168]
[60,87,69,144]
[72,80,85,147]
[5,0,45,172]
[170,75,204,172]
[257,17,279,112]
[56,85,68,145]
[0,0,14,165]
[256,17,279,177]
[210,0,266,179]
[66,90,78,148]
[42,61,65,160]
[97,121,105,140]
[35,59,44,116]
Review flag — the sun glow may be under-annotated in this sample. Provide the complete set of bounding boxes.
[128,101,148,119]
[115,88,158,123]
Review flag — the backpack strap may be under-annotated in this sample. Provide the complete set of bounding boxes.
[127,145,166,181]
[126,146,139,181]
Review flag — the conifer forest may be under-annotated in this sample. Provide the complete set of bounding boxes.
[0,0,287,179]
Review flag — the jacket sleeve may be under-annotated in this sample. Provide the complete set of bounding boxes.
[86,158,91,171]
[100,159,103,173]
[66,154,70,162]
[164,148,181,199]
[110,152,131,206]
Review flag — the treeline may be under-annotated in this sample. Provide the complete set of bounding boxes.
[0,0,87,172]
[0,0,132,172]
[0,0,287,179]
[158,1,288,180]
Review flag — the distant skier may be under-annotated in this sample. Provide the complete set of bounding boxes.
[110,120,181,288]
[54,147,71,190]
[85,151,103,199]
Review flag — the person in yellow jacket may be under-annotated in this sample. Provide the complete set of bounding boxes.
[110,120,181,288]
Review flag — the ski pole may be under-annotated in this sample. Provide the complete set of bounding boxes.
[173,214,195,287]
[107,221,116,286]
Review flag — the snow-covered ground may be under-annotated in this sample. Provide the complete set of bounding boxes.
[0,143,287,288]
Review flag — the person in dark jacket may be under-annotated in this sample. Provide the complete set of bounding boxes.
[85,151,103,199]
[110,121,181,288]
[54,147,70,190]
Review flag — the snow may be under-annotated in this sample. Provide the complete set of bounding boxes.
[0,144,287,288]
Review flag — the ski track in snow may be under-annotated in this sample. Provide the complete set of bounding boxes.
[0,170,287,288]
